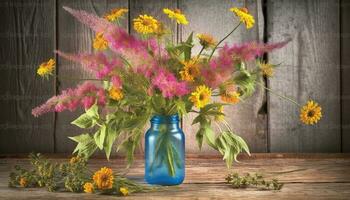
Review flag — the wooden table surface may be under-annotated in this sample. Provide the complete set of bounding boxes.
[0,154,350,200]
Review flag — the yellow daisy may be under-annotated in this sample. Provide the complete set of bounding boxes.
[109,87,124,101]
[197,33,216,49]
[104,8,128,22]
[300,100,322,125]
[189,85,212,109]
[133,15,159,34]
[163,8,188,25]
[179,59,200,82]
[93,167,114,190]
[230,7,255,29]
[19,177,28,187]
[37,58,55,77]
[83,182,94,193]
[258,60,274,77]
[119,187,129,196]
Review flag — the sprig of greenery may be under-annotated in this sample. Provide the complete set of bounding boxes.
[226,172,284,190]
[9,153,156,196]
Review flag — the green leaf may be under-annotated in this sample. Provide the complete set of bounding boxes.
[69,133,97,158]
[86,103,99,119]
[183,32,193,61]
[94,125,107,150]
[203,124,216,149]
[195,128,204,150]
[103,127,118,160]
[71,113,95,128]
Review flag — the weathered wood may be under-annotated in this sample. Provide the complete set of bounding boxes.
[341,0,350,152]
[180,0,267,154]
[0,0,56,153]
[55,0,129,153]
[1,157,350,199]
[267,0,341,152]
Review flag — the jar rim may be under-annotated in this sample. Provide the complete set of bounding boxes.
[151,114,179,124]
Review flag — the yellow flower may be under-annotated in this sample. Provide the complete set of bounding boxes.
[93,167,114,190]
[189,85,212,109]
[37,59,55,77]
[230,7,255,29]
[109,87,124,101]
[19,177,27,187]
[119,187,129,196]
[258,60,274,77]
[163,8,188,25]
[220,84,240,104]
[300,100,322,125]
[179,59,200,82]
[215,105,224,121]
[83,182,94,193]
[154,22,167,37]
[93,32,108,50]
[104,8,128,22]
[133,15,159,34]
[69,156,80,164]
[197,33,216,49]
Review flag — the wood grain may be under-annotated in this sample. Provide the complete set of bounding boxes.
[0,0,56,153]
[267,0,341,152]
[55,0,128,153]
[180,0,267,154]
[1,157,350,199]
[341,0,350,152]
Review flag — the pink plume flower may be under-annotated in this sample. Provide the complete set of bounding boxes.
[32,82,106,117]
[151,68,190,98]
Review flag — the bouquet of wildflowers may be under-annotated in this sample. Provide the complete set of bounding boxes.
[33,6,322,171]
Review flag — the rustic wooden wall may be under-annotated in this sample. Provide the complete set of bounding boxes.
[0,0,347,154]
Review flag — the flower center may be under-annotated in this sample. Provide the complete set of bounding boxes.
[307,110,315,117]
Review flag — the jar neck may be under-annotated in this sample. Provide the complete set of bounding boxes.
[150,114,180,129]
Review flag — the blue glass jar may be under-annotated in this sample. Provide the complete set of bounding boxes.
[145,114,185,185]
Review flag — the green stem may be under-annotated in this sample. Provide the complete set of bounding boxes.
[196,46,205,58]
[256,81,301,107]
[208,22,241,61]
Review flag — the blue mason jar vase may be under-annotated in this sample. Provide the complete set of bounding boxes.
[145,114,185,185]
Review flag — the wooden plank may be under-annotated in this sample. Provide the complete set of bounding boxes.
[341,0,350,152]
[0,0,56,153]
[1,158,350,199]
[0,183,349,200]
[2,156,350,183]
[55,0,128,153]
[267,0,341,152]
[180,0,266,154]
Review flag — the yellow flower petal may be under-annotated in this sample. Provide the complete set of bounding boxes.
[163,8,188,25]
[93,167,114,190]
[120,187,129,196]
[179,59,200,82]
[37,58,55,77]
[83,182,94,193]
[230,7,255,29]
[109,87,124,101]
[133,15,159,34]
[93,32,108,50]
[300,100,322,125]
[189,85,212,108]
[104,8,128,22]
